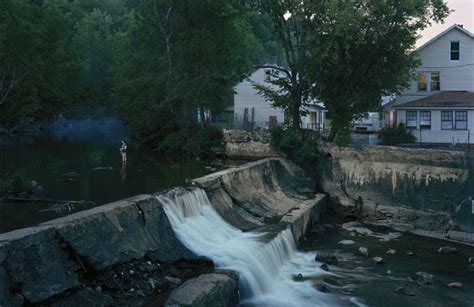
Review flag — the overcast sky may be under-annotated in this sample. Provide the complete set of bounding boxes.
[417,0,474,47]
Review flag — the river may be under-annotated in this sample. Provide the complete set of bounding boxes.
[0,114,213,233]
[161,188,474,307]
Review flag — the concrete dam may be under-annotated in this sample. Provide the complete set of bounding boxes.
[0,158,329,306]
[2,142,474,306]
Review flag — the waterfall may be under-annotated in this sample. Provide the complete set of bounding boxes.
[158,188,344,306]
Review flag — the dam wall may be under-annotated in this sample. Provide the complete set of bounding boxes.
[320,144,474,239]
[0,158,326,306]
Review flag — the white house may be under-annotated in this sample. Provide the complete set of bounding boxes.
[233,67,327,131]
[391,24,474,144]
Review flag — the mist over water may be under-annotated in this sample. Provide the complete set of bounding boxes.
[159,188,352,306]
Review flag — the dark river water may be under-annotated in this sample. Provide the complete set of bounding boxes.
[300,219,474,307]
[0,133,212,233]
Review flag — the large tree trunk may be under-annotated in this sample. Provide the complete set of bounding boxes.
[327,124,337,141]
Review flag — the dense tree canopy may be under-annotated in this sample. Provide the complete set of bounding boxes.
[0,0,450,147]
[248,0,448,140]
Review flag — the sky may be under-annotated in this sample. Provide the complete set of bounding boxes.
[417,0,474,47]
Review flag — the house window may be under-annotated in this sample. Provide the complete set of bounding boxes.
[455,111,467,130]
[430,72,440,91]
[441,111,453,130]
[406,111,417,129]
[417,73,427,91]
[418,72,440,92]
[450,41,460,61]
[419,111,431,130]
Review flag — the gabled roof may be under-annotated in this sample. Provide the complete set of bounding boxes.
[395,91,474,109]
[417,24,474,52]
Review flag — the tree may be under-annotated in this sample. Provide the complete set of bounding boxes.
[249,0,448,138]
[310,0,449,141]
[248,0,315,130]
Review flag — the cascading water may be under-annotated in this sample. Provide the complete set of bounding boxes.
[158,188,348,306]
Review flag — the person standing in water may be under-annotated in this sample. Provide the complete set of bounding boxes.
[120,140,127,164]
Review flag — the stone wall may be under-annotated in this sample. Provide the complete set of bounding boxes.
[223,130,278,159]
[320,144,474,236]
[0,195,199,306]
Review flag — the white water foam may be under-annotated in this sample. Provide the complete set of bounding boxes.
[158,188,355,306]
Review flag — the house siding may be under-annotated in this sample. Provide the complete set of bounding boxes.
[233,69,285,129]
[397,109,474,144]
[395,27,474,105]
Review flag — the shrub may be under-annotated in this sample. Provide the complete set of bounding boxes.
[271,126,320,181]
[160,126,224,158]
[378,123,416,145]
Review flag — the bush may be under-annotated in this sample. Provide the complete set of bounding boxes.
[160,126,224,158]
[271,126,320,181]
[378,123,416,145]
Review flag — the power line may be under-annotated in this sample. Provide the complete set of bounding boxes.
[422,63,474,69]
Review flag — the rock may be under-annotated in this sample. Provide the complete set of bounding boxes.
[386,249,396,255]
[438,246,459,254]
[2,227,80,303]
[358,247,369,257]
[405,251,414,256]
[165,272,239,307]
[469,257,474,264]
[395,286,416,296]
[416,271,434,285]
[30,180,44,196]
[320,263,329,271]
[315,252,339,265]
[342,221,363,229]
[312,281,327,292]
[322,275,342,286]
[373,257,384,264]
[293,273,304,281]
[338,240,355,245]
[51,288,113,307]
[165,276,182,285]
[446,282,463,288]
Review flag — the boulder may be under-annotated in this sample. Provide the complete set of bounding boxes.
[1,227,80,303]
[373,257,384,264]
[315,252,339,265]
[386,249,396,255]
[358,247,370,257]
[311,281,327,292]
[165,272,239,307]
[51,288,113,307]
[469,257,474,264]
[337,240,355,245]
[395,286,416,297]
[293,273,304,281]
[416,271,434,285]
[437,246,459,254]
[320,263,329,271]
[446,282,463,288]
[405,251,414,256]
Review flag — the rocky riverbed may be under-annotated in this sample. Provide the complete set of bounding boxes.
[298,213,474,306]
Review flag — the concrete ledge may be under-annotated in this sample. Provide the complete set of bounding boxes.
[165,271,239,307]
[0,194,196,304]
[280,194,327,242]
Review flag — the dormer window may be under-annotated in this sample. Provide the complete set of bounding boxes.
[450,41,460,61]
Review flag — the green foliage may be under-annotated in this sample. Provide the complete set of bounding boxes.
[11,169,32,194]
[309,0,449,141]
[335,129,353,147]
[271,126,319,180]
[378,123,416,146]
[160,126,224,158]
